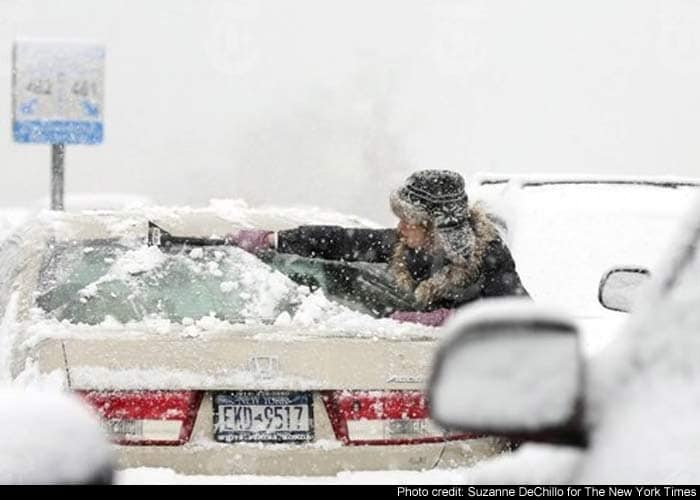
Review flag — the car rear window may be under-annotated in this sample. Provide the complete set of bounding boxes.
[35,240,300,325]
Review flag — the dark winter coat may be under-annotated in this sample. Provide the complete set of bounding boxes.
[276,204,529,313]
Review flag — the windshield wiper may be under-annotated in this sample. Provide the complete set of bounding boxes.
[147,221,227,247]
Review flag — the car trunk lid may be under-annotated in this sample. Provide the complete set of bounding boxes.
[44,334,436,391]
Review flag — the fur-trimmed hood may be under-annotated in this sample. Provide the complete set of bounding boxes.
[389,203,502,308]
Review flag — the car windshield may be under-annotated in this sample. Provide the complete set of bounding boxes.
[36,240,301,325]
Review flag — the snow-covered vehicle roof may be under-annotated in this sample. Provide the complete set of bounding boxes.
[468,174,700,355]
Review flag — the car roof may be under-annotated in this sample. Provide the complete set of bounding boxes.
[471,172,700,189]
[17,203,378,243]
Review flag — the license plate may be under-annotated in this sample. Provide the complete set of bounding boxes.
[213,391,314,443]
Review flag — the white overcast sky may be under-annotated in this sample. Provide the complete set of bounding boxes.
[1,0,700,223]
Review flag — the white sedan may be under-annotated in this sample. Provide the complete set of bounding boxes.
[0,204,504,476]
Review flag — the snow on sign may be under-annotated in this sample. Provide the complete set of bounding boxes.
[12,40,104,144]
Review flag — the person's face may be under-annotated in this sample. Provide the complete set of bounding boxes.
[398,219,430,249]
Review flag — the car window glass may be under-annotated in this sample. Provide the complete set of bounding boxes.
[265,253,419,317]
[36,240,300,325]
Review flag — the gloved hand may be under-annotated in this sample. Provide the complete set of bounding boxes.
[225,229,274,254]
[390,308,454,327]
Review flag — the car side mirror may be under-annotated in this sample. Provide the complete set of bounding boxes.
[428,300,587,447]
[598,267,650,313]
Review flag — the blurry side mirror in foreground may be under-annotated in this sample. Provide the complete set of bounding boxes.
[598,267,650,313]
[0,388,114,484]
[429,299,587,447]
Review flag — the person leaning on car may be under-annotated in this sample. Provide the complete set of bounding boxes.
[226,170,529,326]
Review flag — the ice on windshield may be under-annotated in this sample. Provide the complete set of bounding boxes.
[36,240,301,325]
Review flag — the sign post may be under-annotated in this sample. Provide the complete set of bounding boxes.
[12,40,105,210]
[51,143,65,210]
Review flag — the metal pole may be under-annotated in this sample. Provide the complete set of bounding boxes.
[51,143,65,211]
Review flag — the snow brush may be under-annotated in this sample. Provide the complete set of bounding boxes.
[147,221,227,247]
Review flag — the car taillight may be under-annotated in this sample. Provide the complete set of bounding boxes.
[322,390,476,445]
[78,390,202,445]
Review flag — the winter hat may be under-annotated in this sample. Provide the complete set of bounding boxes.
[390,170,469,227]
[390,170,473,261]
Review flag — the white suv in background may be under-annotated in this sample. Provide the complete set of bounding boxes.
[429,193,700,483]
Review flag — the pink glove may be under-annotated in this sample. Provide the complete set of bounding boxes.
[225,229,274,254]
[390,308,454,327]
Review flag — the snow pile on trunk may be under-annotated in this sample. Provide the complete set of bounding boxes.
[21,284,436,346]
[278,289,438,339]
[68,366,327,391]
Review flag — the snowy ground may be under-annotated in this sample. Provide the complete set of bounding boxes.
[117,444,583,485]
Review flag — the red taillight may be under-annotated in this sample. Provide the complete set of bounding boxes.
[78,390,202,446]
[322,390,477,445]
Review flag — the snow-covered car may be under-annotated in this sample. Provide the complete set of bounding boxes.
[0,205,505,476]
[428,194,700,483]
[469,174,700,355]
